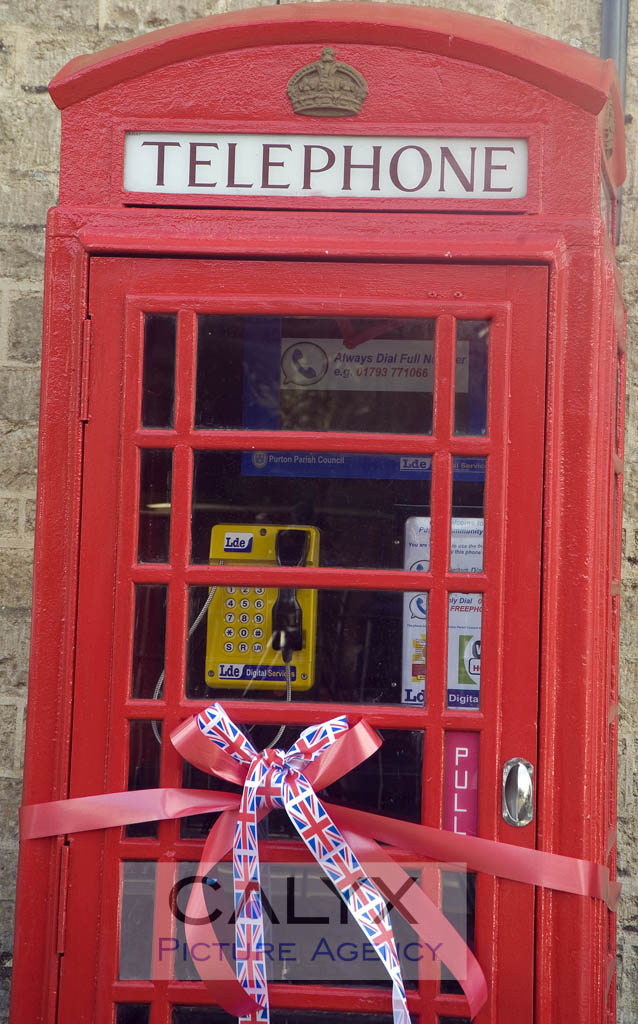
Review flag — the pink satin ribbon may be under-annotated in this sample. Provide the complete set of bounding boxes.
[21,710,620,1021]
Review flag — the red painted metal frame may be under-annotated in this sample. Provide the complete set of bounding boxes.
[11,5,626,1024]
[12,211,621,1024]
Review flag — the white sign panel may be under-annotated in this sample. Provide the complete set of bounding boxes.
[401,517,484,707]
[279,336,469,393]
[124,132,528,199]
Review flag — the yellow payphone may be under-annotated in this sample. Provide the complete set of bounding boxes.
[205,524,319,690]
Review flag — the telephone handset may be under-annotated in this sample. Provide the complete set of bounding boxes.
[205,524,319,691]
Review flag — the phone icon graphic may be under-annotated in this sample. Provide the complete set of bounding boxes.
[281,342,329,387]
[292,348,317,380]
[409,594,428,620]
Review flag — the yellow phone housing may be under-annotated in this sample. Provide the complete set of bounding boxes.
[205,524,319,690]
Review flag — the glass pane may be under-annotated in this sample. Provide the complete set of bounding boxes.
[180,759,239,840]
[447,593,482,710]
[142,313,176,427]
[131,584,167,698]
[321,728,423,823]
[172,860,421,989]
[138,448,172,562]
[173,861,235,981]
[120,861,156,979]
[440,871,475,995]
[173,1010,398,1023]
[451,456,485,573]
[126,720,162,838]
[187,585,429,706]
[191,450,431,567]
[454,320,488,436]
[195,314,435,433]
[117,1006,150,1024]
[179,726,422,832]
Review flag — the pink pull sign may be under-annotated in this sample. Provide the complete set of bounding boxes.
[444,732,480,837]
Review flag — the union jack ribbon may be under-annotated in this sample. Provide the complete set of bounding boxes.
[196,705,411,1024]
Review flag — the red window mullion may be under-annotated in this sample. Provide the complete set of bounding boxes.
[174,310,197,435]
[133,427,492,456]
[420,312,454,838]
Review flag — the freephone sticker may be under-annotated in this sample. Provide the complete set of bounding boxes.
[401,517,484,707]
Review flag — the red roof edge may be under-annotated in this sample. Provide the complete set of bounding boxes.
[49,2,619,120]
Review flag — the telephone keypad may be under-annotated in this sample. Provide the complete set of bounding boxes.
[220,588,273,649]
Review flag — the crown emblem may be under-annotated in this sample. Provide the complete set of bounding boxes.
[287,47,368,117]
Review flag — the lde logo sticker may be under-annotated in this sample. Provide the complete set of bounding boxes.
[223,532,253,553]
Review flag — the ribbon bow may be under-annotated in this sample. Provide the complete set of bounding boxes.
[188,705,410,1024]
[22,706,621,1022]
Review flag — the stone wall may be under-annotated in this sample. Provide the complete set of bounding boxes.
[0,0,635,1021]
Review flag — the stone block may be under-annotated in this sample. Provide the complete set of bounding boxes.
[23,29,137,87]
[0,551,33,609]
[501,0,600,52]
[0,226,46,283]
[0,426,38,491]
[0,367,40,425]
[0,0,98,29]
[0,780,22,844]
[23,498,36,535]
[0,849,17,904]
[2,173,56,230]
[0,32,17,90]
[617,940,638,1023]
[0,899,15,958]
[0,707,19,775]
[7,292,42,365]
[0,500,20,541]
[0,100,60,175]
[0,608,31,694]
[0,901,14,1023]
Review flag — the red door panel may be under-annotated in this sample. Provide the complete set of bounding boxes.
[59,257,547,1024]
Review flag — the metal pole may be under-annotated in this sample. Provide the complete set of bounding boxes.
[601,0,628,239]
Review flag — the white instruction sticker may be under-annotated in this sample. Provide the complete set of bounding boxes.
[280,337,469,393]
[401,517,484,706]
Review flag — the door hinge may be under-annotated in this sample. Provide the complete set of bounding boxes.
[80,318,92,422]
[56,841,70,955]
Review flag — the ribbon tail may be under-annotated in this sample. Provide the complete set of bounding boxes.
[234,759,270,1024]
[184,809,261,1020]
[343,826,488,1021]
[21,788,240,839]
[284,774,410,1024]
[328,804,620,912]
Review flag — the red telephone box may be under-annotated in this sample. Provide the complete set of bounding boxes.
[11,5,625,1024]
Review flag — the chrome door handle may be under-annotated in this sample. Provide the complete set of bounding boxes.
[502,757,534,827]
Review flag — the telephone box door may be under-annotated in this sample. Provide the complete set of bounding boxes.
[61,256,547,1024]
